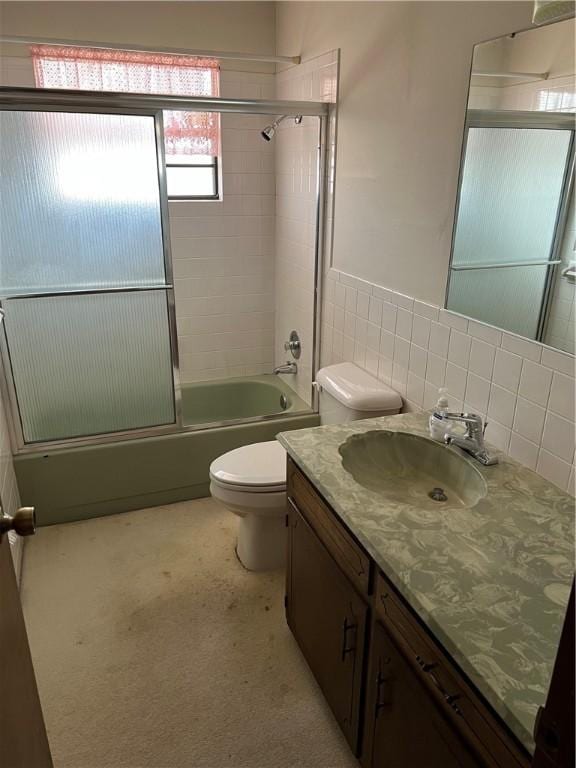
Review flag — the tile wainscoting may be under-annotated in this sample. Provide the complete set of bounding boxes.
[321,268,575,495]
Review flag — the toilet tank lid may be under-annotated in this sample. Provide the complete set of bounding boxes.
[316,362,402,412]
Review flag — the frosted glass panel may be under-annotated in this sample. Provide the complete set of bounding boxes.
[448,125,573,340]
[0,111,166,295]
[452,127,571,267]
[3,292,175,442]
[448,265,549,338]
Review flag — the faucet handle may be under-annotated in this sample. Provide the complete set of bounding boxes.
[283,330,301,360]
[461,413,489,444]
[442,412,486,441]
[443,411,481,425]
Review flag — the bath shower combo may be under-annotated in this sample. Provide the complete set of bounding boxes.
[0,86,329,524]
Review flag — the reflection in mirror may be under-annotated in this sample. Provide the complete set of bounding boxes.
[446,18,575,354]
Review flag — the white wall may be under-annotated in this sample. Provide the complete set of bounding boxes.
[276,1,535,306]
[0,2,277,70]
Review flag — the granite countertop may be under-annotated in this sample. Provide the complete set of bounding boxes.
[277,412,575,754]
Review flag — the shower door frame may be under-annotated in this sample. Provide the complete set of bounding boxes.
[0,103,183,448]
[0,87,329,454]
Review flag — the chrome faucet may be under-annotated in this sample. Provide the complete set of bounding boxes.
[441,412,498,466]
[274,361,297,375]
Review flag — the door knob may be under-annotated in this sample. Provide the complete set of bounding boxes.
[0,506,36,539]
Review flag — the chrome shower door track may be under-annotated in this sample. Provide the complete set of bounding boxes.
[0,87,328,117]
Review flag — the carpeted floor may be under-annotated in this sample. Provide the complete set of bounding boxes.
[21,498,358,768]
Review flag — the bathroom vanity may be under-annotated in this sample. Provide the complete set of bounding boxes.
[278,413,574,768]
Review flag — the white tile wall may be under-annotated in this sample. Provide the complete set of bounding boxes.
[172,69,277,382]
[276,51,339,104]
[275,51,339,405]
[322,268,576,495]
[469,75,576,114]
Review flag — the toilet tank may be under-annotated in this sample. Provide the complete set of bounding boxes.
[316,362,403,425]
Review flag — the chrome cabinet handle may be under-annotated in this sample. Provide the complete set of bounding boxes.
[416,655,462,715]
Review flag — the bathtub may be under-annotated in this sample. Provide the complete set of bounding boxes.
[14,375,319,525]
[181,375,306,426]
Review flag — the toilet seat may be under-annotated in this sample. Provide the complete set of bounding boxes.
[210,478,286,494]
[209,440,287,494]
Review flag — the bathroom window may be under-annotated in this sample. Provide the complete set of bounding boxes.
[31,45,221,200]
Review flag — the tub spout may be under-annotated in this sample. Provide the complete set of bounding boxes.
[274,361,297,374]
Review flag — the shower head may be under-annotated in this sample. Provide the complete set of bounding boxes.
[260,115,303,141]
[260,122,278,142]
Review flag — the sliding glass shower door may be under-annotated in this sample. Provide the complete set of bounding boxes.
[0,108,177,444]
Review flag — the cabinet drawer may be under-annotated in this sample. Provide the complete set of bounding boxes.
[375,571,530,768]
[287,458,371,596]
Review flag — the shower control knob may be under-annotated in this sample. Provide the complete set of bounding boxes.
[0,506,36,539]
[284,330,301,359]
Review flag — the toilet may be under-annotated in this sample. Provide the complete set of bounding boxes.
[209,363,402,571]
[209,441,288,572]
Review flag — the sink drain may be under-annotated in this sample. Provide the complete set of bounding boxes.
[428,487,448,502]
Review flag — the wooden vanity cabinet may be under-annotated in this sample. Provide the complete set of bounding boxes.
[286,495,368,753]
[285,458,531,768]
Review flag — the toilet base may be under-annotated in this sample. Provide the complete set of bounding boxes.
[236,513,286,571]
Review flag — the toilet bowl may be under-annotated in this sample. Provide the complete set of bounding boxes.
[209,440,288,571]
[210,363,403,571]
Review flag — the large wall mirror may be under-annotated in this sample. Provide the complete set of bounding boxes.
[446,18,575,355]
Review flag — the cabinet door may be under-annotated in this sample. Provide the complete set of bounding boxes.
[286,499,368,754]
[364,621,480,768]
